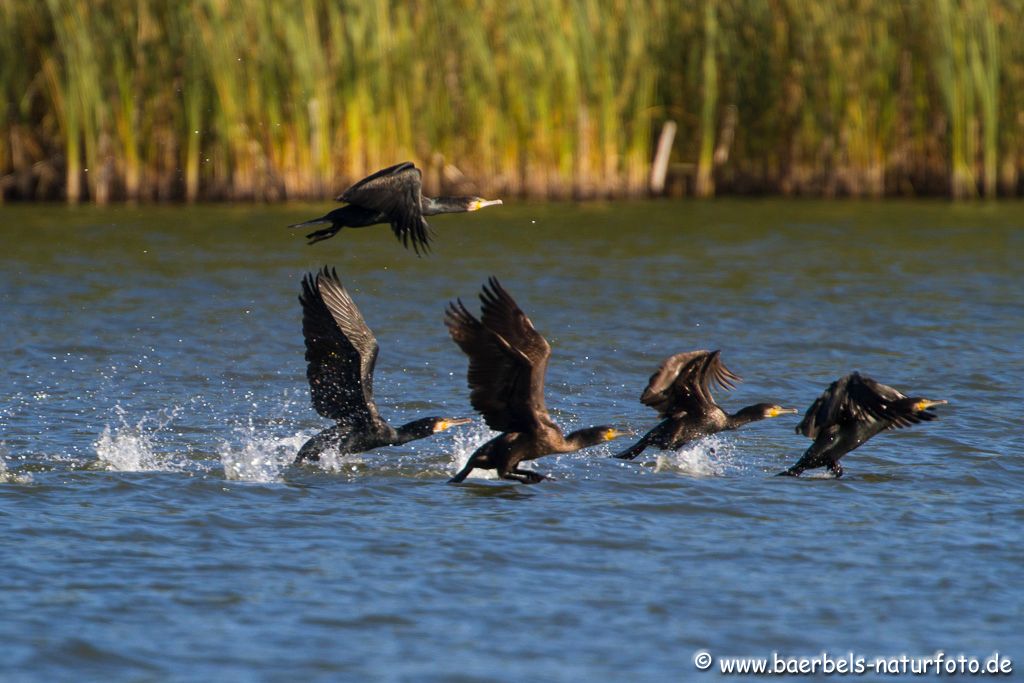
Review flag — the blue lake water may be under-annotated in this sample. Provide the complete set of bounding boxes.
[1,200,1022,680]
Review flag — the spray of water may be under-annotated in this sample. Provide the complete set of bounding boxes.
[94,405,194,472]
[653,435,739,477]
[446,422,500,480]
[310,445,369,475]
[217,418,305,483]
[0,449,33,484]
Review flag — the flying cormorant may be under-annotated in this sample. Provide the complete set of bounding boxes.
[289,162,502,254]
[294,267,470,464]
[778,372,946,478]
[445,278,630,483]
[613,350,796,460]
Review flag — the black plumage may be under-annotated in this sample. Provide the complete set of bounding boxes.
[445,278,629,483]
[294,267,470,464]
[614,350,796,460]
[288,162,502,255]
[779,372,946,478]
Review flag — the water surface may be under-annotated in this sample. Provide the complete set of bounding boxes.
[1,200,1021,680]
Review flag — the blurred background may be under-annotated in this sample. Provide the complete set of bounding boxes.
[2,0,1022,203]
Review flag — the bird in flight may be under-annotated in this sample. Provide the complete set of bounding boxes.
[294,267,470,464]
[445,277,630,483]
[614,350,796,461]
[288,162,502,255]
[779,372,946,478]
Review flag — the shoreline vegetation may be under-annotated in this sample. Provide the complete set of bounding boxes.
[2,1,1023,203]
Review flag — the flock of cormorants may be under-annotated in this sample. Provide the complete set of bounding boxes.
[287,162,946,484]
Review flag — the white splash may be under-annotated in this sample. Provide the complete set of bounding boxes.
[654,435,738,477]
[447,422,500,480]
[218,423,304,483]
[94,406,192,472]
[312,445,367,475]
[0,450,32,484]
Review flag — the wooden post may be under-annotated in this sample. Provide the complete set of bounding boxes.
[650,120,677,195]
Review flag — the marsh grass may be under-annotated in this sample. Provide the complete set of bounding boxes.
[1,0,1022,201]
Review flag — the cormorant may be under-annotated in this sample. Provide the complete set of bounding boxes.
[778,372,946,478]
[445,278,630,483]
[288,162,502,255]
[613,350,796,460]
[294,267,470,464]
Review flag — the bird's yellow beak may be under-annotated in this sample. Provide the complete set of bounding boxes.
[603,428,632,441]
[913,399,947,412]
[768,407,799,418]
[469,198,503,211]
[434,417,473,432]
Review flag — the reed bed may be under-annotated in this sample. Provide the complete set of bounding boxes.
[1,0,1023,202]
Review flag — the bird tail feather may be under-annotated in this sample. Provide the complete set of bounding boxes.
[288,217,329,229]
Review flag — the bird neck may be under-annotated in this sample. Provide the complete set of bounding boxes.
[422,196,473,216]
[562,427,609,452]
[391,417,441,445]
[725,405,768,429]
[391,425,426,445]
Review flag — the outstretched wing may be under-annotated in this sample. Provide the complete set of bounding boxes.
[640,350,741,418]
[796,375,851,439]
[445,278,552,432]
[337,162,431,254]
[300,267,381,427]
[847,374,941,429]
[796,372,932,439]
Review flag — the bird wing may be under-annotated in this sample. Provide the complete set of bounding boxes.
[796,375,849,439]
[337,162,431,254]
[846,374,940,429]
[445,278,552,433]
[300,267,381,426]
[796,372,923,439]
[640,350,741,418]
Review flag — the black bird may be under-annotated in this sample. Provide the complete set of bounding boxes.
[289,162,502,254]
[445,278,630,484]
[613,350,796,460]
[294,267,470,464]
[779,372,946,478]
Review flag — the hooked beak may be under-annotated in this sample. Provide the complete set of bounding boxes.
[434,417,473,433]
[913,399,947,412]
[470,198,503,211]
[768,407,800,418]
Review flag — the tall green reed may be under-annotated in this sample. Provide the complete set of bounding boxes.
[1,0,1020,202]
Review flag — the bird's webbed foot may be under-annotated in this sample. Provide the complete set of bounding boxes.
[520,470,546,484]
[501,468,546,484]
[306,225,341,244]
[828,462,844,479]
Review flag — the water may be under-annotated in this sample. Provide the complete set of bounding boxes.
[1,200,1021,680]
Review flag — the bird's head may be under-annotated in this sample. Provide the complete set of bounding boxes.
[565,425,633,449]
[911,398,947,412]
[762,404,799,418]
[600,427,633,441]
[735,403,799,421]
[431,417,473,432]
[465,197,503,212]
[400,416,473,439]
